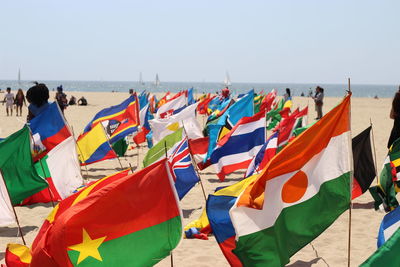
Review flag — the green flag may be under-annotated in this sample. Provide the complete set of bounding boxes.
[112,138,129,157]
[143,128,183,167]
[360,228,400,266]
[0,126,48,205]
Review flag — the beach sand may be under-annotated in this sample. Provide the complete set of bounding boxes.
[0,91,393,266]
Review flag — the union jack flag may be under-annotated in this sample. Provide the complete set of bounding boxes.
[168,137,199,200]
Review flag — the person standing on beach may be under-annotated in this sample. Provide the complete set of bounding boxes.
[26,82,50,122]
[14,89,26,117]
[3,87,14,116]
[284,88,291,101]
[55,85,68,113]
[388,87,400,149]
[313,86,324,120]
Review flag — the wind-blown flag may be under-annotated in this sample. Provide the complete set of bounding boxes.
[10,159,182,266]
[0,126,48,205]
[77,123,117,166]
[245,131,278,178]
[156,93,187,118]
[133,103,152,145]
[143,128,184,167]
[377,205,400,248]
[29,102,71,156]
[0,171,16,226]
[197,95,215,115]
[168,137,199,200]
[188,88,196,105]
[4,243,31,267]
[369,137,400,211]
[230,94,352,266]
[210,111,266,181]
[150,102,202,144]
[352,126,376,199]
[83,94,140,144]
[188,136,210,170]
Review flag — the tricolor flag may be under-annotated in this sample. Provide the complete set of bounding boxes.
[230,94,352,266]
[29,102,72,156]
[188,136,210,170]
[83,94,140,144]
[377,205,400,247]
[245,131,278,178]
[168,137,200,200]
[0,171,16,226]
[14,159,182,266]
[133,103,152,146]
[210,111,266,181]
[156,92,187,118]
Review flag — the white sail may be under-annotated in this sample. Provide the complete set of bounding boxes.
[224,72,231,86]
[139,72,145,85]
[154,73,160,87]
[18,68,21,86]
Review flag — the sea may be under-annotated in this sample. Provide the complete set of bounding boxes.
[0,80,398,98]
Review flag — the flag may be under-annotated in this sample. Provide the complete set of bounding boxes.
[260,89,277,112]
[143,128,183,167]
[168,137,199,199]
[112,138,128,157]
[133,104,152,145]
[197,95,214,115]
[230,95,352,266]
[16,159,182,266]
[156,91,170,109]
[352,126,376,199]
[156,93,187,118]
[77,123,117,166]
[360,228,400,266]
[4,243,31,267]
[377,205,400,247]
[0,126,48,205]
[188,136,210,170]
[210,111,266,181]
[83,94,140,144]
[29,102,71,155]
[188,88,196,105]
[150,103,202,144]
[206,177,257,267]
[369,137,400,212]
[245,131,278,178]
[0,171,15,226]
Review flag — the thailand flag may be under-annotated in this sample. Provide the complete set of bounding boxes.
[245,132,278,177]
[168,137,200,200]
[29,102,71,156]
[210,111,266,181]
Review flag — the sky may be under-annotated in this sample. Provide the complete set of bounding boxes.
[0,0,399,84]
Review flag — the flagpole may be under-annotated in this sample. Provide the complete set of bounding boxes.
[369,119,379,184]
[0,168,26,245]
[347,78,353,267]
[181,123,207,202]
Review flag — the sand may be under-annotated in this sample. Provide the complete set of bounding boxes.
[0,90,394,266]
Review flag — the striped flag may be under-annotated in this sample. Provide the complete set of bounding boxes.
[210,111,266,181]
[378,205,400,247]
[230,95,352,266]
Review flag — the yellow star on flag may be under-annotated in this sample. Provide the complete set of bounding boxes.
[68,228,107,264]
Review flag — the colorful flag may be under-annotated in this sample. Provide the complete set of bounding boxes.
[83,94,140,144]
[29,102,71,155]
[360,228,400,266]
[16,159,182,266]
[77,123,117,165]
[143,128,184,167]
[377,205,400,247]
[4,243,31,267]
[0,126,48,205]
[352,126,376,199]
[197,95,215,115]
[168,137,199,199]
[156,93,187,118]
[210,111,266,180]
[188,88,196,105]
[245,131,278,178]
[0,171,16,226]
[369,137,400,211]
[133,103,152,145]
[230,95,352,266]
[150,103,202,144]
[188,136,210,170]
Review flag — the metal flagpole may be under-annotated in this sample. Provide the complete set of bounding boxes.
[369,119,379,184]
[0,169,26,245]
[347,78,353,267]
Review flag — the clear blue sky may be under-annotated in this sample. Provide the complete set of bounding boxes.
[1,0,399,84]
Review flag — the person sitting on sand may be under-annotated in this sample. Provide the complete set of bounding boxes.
[68,96,77,105]
[14,89,26,117]
[3,87,14,116]
[26,82,50,122]
[78,96,88,106]
[388,87,400,149]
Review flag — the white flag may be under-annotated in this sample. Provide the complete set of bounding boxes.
[0,172,16,226]
[156,94,187,118]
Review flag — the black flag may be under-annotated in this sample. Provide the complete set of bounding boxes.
[352,126,376,199]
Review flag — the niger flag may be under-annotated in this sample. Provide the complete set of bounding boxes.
[231,94,352,266]
[10,160,182,266]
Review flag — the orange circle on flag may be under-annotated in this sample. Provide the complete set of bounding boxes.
[281,170,308,203]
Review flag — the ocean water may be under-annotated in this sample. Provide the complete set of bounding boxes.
[0,80,398,98]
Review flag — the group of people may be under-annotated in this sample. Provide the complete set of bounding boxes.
[284,86,325,120]
[2,84,88,119]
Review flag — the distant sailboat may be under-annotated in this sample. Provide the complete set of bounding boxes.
[223,72,231,87]
[139,72,145,85]
[18,68,21,87]
[154,73,160,87]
